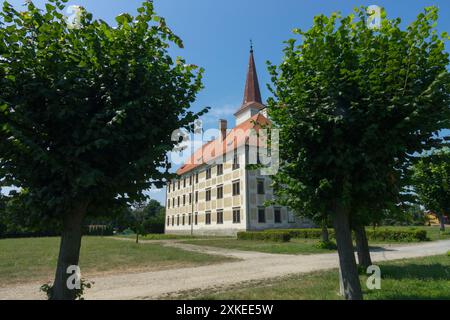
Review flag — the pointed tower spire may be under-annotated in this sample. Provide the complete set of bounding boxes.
[235,43,265,125]
[243,41,262,105]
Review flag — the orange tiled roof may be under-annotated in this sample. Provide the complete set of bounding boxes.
[176,113,270,176]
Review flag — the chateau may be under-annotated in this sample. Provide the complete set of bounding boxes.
[165,48,312,235]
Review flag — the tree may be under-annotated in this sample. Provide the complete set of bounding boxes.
[131,201,147,244]
[0,0,206,299]
[267,7,449,299]
[142,199,165,234]
[411,148,450,231]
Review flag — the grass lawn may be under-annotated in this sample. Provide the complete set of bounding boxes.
[116,234,233,241]
[182,238,335,255]
[166,254,450,300]
[0,236,236,287]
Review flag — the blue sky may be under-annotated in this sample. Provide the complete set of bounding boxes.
[4,0,450,204]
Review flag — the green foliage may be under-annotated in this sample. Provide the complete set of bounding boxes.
[411,148,450,217]
[40,279,94,300]
[268,228,336,239]
[237,231,292,242]
[315,240,337,250]
[365,228,428,242]
[267,228,428,242]
[117,200,165,236]
[0,0,207,222]
[0,192,61,238]
[267,6,450,224]
[381,204,428,226]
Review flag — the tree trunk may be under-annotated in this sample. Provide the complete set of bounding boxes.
[438,211,445,232]
[321,219,329,242]
[333,201,363,300]
[354,224,372,269]
[51,202,88,300]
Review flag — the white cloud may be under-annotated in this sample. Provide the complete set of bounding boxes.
[201,103,238,128]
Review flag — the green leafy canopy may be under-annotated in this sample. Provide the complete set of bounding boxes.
[411,148,450,215]
[267,6,450,221]
[0,0,208,223]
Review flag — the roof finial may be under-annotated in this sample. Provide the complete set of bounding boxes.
[250,39,253,53]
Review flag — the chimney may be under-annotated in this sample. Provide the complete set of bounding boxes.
[219,119,227,141]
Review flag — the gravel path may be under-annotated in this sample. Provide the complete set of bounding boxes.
[1,239,449,300]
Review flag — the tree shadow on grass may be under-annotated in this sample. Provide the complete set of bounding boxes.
[364,263,450,300]
[368,246,396,252]
[366,263,450,300]
[380,263,450,281]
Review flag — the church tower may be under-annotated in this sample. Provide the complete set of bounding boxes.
[234,45,266,126]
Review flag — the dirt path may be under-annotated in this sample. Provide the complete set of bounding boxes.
[1,239,449,300]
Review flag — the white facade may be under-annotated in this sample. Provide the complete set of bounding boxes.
[165,142,312,236]
[164,48,313,235]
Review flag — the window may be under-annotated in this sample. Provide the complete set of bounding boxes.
[257,179,265,195]
[195,191,198,203]
[172,198,175,207]
[167,217,170,226]
[168,183,171,193]
[183,195,186,206]
[183,178,186,188]
[189,193,192,204]
[172,216,174,226]
[189,175,193,186]
[258,208,266,223]
[195,212,198,225]
[232,180,240,196]
[233,208,241,224]
[217,185,223,199]
[178,180,180,190]
[177,196,180,207]
[205,211,211,225]
[217,210,224,224]
[182,214,185,226]
[217,164,223,176]
[274,208,282,223]
[205,189,211,202]
[188,213,192,225]
[167,199,170,208]
[172,181,175,191]
[206,168,212,179]
[177,215,180,226]
[233,153,240,170]
[195,173,199,183]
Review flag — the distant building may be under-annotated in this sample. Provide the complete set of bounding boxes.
[165,47,312,235]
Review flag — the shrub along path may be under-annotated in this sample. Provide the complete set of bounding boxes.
[1,239,449,300]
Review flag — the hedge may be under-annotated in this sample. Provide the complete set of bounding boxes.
[237,231,291,242]
[365,228,427,242]
[267,228,336,239]
[264,228,428,242]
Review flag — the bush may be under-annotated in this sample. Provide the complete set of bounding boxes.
[237,231,291,242]
[40,279,94,300]
[266,228,335,239]
[315,240,337,250]
[266,227,428,242]
[365,228,428,242]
